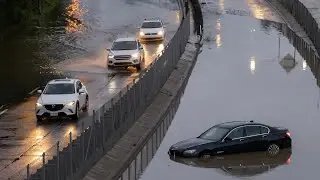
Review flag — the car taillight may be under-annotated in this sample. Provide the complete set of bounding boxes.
[285,132,291,137]
[286,157,291,164]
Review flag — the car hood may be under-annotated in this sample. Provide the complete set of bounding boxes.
[110,50,138,56]
[170,138,214,150]
[38,94,77,104]
[140,28,163,34]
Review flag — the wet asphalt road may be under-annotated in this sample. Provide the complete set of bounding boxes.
[139,0,320,179]
[0,0,180,178]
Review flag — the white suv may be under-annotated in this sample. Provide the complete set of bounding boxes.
[139,19,165,41]
[107,37,145,70]
[35,79,89,122]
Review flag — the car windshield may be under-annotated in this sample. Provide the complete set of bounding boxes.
[43,83,75,94]
[111,41,137,50]
[198,126,230,141]
[141,22,162,28]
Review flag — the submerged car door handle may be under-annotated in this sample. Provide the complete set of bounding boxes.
[239,138,244,141]
[262,135,267,138]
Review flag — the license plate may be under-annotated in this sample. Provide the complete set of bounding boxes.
[51,112,58,116]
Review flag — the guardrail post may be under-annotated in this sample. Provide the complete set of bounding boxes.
[42,152,45,180]
[128,164,131,180]
[56,141,60,180]
[151,135,154,156]
[69,132,73,179]
[133,79,136,120]
[140,148,143,173]
[101,106,105,151]
[134,157,137,179]
[27,164,30,180]
[82,121,85,161]
[146,140,149,163]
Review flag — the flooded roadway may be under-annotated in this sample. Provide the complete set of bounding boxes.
[0,0,181,178]
[139,0,320,179]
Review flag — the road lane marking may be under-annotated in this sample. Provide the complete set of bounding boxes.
[0,109,8,116]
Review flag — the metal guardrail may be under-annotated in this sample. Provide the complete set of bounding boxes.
[278,0,320,54]
[277,19,320,85]
[7,4,191,180]
[113,80,183,180]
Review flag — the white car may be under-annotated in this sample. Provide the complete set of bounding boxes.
[107,37,145,70]
[139,19,166,42]
[35,79,89,122]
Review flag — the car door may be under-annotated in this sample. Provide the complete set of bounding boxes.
[259,126,270,150]
[244,125,266,152]
[76,81,85,107]
[138,41,144,61]
[222,126,247,154]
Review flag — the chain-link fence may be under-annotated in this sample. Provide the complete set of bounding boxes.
[8,4,191,180]
[277,0,320,54]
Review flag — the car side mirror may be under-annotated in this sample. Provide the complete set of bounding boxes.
[106,48,110,52]
[224,137,232,142]
[139,46,143,49]
[79,89,85,94]
[37,90,42,94]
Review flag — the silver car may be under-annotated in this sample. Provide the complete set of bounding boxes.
[107,37,145,70]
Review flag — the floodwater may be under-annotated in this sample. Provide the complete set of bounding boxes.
[0,0,180,179]
[139,0,320,180]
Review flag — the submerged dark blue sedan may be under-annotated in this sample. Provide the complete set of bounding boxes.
[168,121,292,158]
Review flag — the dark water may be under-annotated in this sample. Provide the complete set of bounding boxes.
[0,0,79,106]
[0,0,182,106]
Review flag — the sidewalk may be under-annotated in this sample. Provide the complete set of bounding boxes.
[299,0,320,27]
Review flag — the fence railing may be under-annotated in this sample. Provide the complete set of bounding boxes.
[278,19,320,86]
[277,0,320,54]
[8,5,191,180]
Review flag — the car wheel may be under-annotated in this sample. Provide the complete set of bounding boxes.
[267,143,280,156]
[83,96,89,112]
[199,151,211,159]
[36,115,43,122]
[71,103,80,120]
[136,63,141,70]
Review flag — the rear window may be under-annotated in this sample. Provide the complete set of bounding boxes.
[141,22,162,28]
[246,126,261,136]
[261,126,269,134]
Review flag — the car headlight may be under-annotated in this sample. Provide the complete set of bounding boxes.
[140,31,144,36]
[108,52,114,58]
[183,149,196,155]
[158,30,164,35]
[66,101,75,106]
[36,102,42,107]
[132,53,139,58]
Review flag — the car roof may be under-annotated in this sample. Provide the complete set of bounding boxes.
[114,37,137,42]
[217,121,268,129]
[48,78,78,84]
